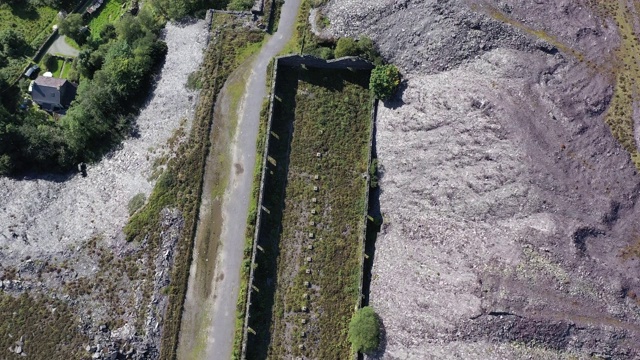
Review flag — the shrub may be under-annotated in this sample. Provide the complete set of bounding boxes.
[368,158,378,188]
[348,306,380,354]
[186,69,202,90]
[128,192,147,215]
[228,0,253,10]
[334,37,358,58]
[370,64,400,100]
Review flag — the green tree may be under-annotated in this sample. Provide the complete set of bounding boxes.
[348,306,380,354]
[58,13,84,42]
[370,64,400,100]
[0,29,29,57]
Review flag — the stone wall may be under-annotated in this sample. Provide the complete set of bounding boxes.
[240,55,376,359]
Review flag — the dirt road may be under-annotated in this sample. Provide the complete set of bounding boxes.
[177,2,302,359]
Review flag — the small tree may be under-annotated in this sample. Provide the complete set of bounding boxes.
[348,306,380,354]
[58,13,84,43]
[370,64,400,100]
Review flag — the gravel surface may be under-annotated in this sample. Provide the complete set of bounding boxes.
[320,0,640,358]
[47,35,80,57]
[0,20,208,264]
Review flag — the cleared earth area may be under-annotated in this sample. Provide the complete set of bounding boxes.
[316,0,640,358]
[246,66,372,359]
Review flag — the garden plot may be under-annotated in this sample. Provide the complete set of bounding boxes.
[247,65,372,359]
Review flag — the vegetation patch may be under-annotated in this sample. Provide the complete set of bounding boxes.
[87,0,127,40]
[246,64,372,359]
[348,306,380,355]
[0,292,87,359]
[587,0,640,168]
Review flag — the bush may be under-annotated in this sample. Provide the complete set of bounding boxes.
[368,158,378,188]
[186,69,202,90]
[348,306,380,354]
[334,37,358,58]
[128,192,147,215]
[370,64,400,100]
[227,0,253,10]
[334,36,382,64]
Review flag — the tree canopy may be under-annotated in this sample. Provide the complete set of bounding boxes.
[58,13,85,43]
[348,306,380,354]
[0,5,167,175]
[370,64,400,100]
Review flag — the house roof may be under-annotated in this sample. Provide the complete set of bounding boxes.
[34,76,68,89]
[31,77,77,110]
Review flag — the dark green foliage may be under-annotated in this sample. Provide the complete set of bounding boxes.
[369,158,378,188]
[0,28,30,57]
[348,306,380,354]
[58,13,85,43]
[42,53,58,72]
[99,23,117,41]
[334,37,358,58]
[334,36,382,64]
[28,0,57,6]
[0,9,168,175]
[370,64,400,100]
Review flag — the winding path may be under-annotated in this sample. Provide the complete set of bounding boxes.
[177,2,302,359]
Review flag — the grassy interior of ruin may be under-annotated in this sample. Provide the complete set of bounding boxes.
[246,65,372,359]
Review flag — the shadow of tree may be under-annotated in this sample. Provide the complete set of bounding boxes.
[10,3,39,21]
[383,79,408,110]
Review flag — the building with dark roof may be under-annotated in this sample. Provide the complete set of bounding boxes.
[31,76,77,111]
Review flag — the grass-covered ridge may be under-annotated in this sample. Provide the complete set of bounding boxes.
[246,65,372,359]
[585,0,640,168]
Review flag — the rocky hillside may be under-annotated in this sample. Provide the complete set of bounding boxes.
[320,0,640,358]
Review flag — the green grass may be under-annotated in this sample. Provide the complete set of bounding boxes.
[64,35,81,50]
[60,59,73,78]
[246,66,372,359]
[87,0,126,39]
[0,4,57,46]
[0,292,87,359]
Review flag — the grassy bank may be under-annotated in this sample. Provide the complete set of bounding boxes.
[87,0,127,39]
[246,65,372,359]
[122,13,264,360]
[0,292,87,359]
